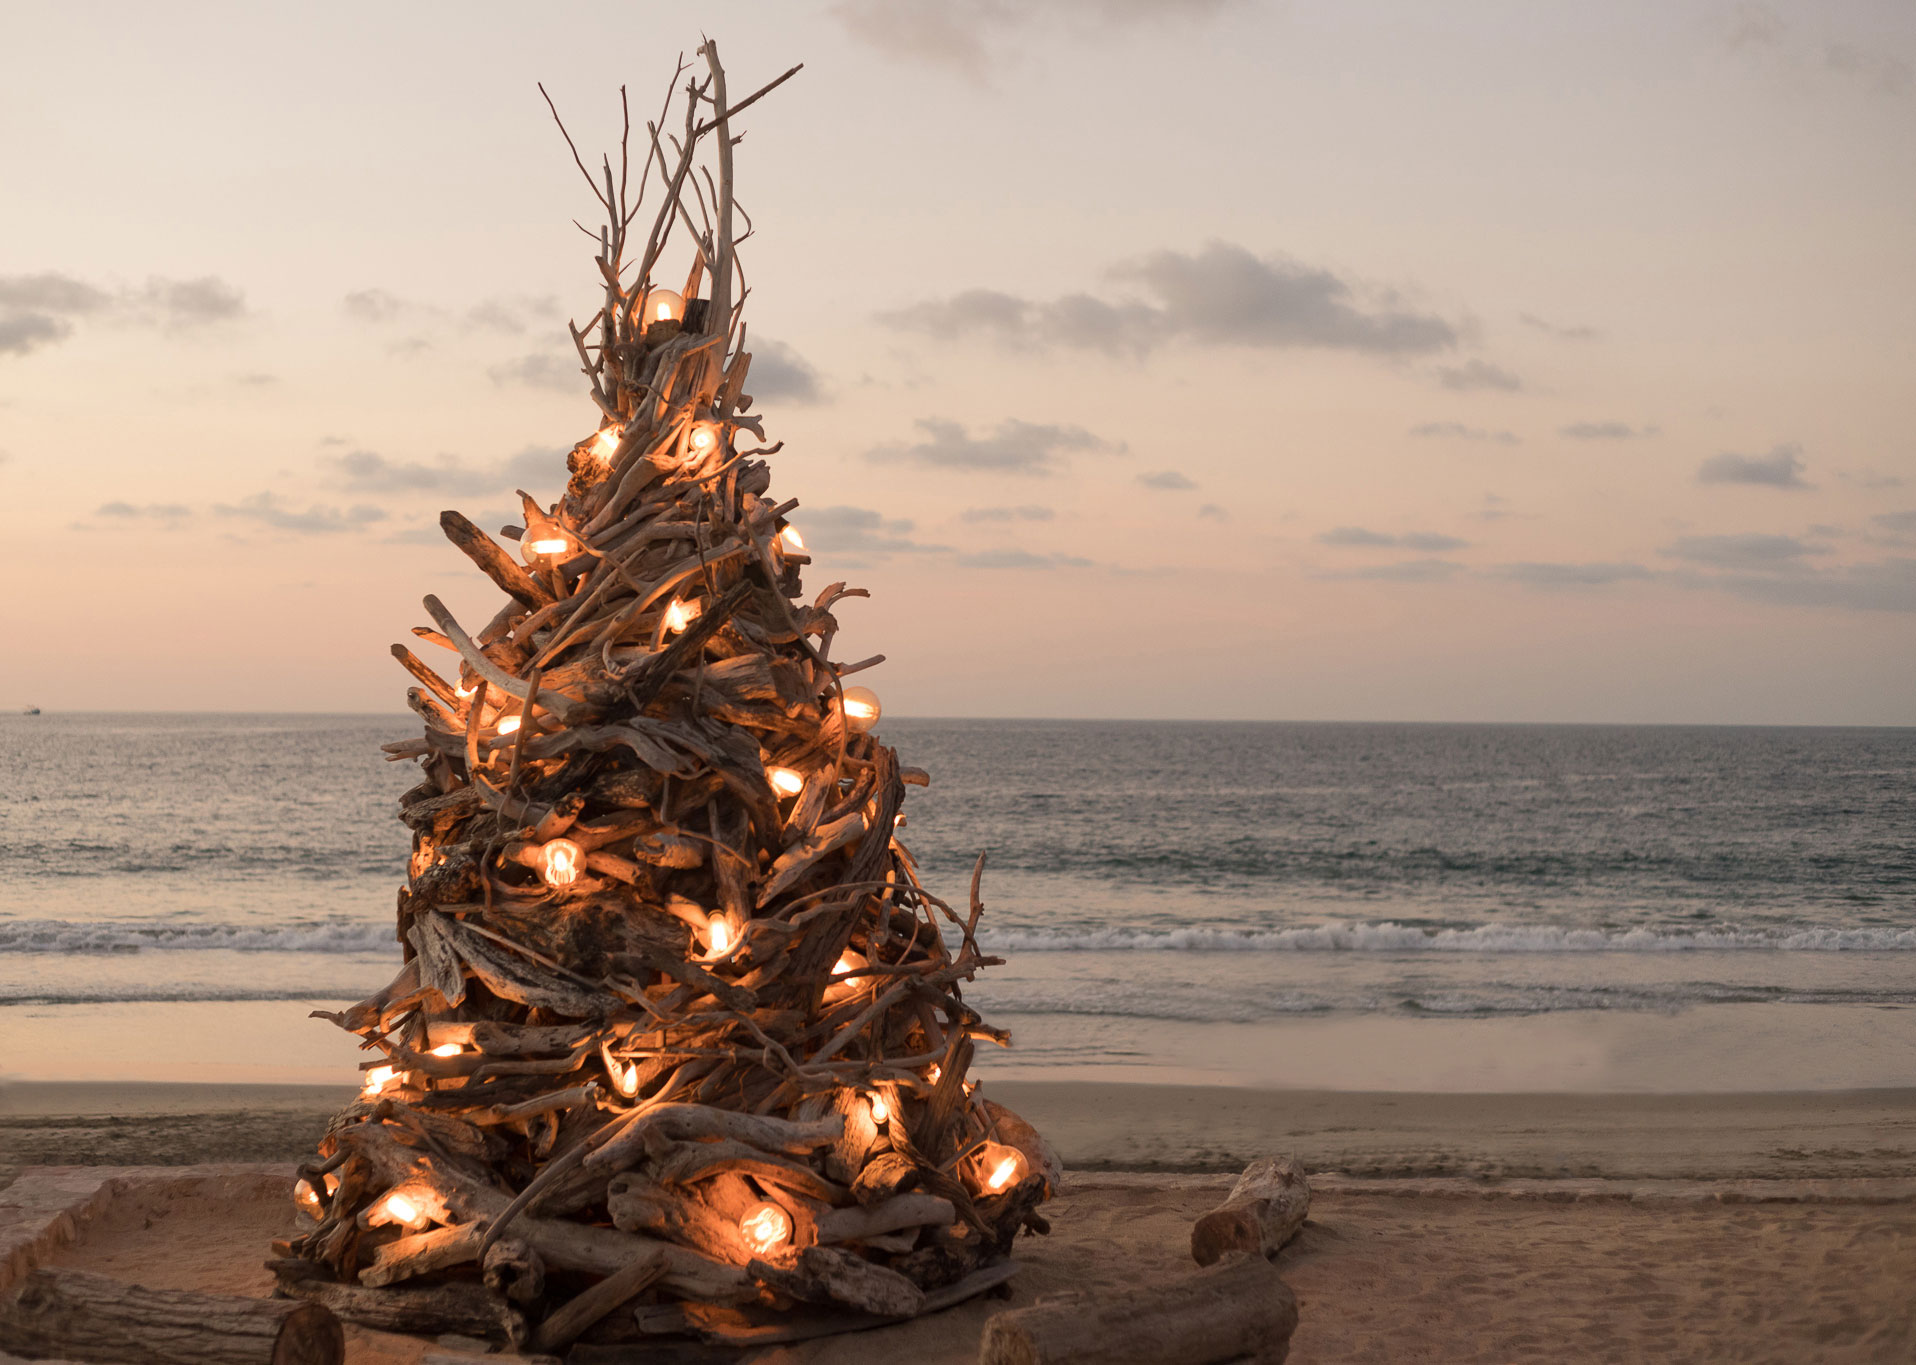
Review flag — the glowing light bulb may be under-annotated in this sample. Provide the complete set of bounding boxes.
[293,1180,322,1216]
[361,1065,397,1098]
[739,1201,792,1255]
[524,533,570,560]
[869,1091,891,1125]
[662,599,698,634]
[455,682,476,700]
[589,426,622,461]
[538,838,585,889]
[832,950,865,978]
[705,917,735,957]
[602,1044,641,1098]
[686,422,723,461]
[639,288,685,326]
[986,1153,1021,1193]
[841,687,881,733]
[428,1043,463,1058]
[779,525,804,553]
[767,766,804,798]
[927,1064,942,1085]
[383,1192,422,1226]
[496,715,521,736]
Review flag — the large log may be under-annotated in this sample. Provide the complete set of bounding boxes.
[1190,1156,1311,1267]
[0,1268,343,1365]
[978,1254,1298,1365]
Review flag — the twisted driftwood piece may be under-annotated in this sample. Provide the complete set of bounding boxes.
[279,41,1052,1351]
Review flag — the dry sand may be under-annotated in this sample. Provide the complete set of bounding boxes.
[16,1167,1914,1363]
[6,1081,1916,1362]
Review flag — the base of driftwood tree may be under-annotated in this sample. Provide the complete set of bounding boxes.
[978,1253,1298,1365]
[0,1267,343,1365]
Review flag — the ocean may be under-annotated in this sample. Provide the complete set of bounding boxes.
[4,714,1914,1090]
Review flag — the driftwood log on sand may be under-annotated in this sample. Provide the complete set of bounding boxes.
[978,1154,1310,1365]
[1191,1155,1312,1267]
[0,1267,344,1365]
[977,1253,1299,1365]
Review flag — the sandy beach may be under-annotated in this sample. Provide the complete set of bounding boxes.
[6,1080,1915,1360]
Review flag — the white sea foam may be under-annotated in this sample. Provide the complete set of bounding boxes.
[979,922,1916,953]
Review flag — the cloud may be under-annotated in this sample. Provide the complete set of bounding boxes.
[1707,559,1916,613]
[323,446,560,497]
[136,276,246,328]
[1408,422,1519,444]
[962,505,1054,522]
[748,338,825,405]
[831,0,1240,80]
[1197,503,1228,521]
[1660,533,1825,570]
[1697,443,1811,488]
[466,295,561,335]
[215,492,389,534]
[1560,420,1657,440]
[1476,493,1513,522]
[1825,44,1911,96]
[1518,312,1599,341]
[882,241,1458,360]
[956,548,1094,570]
[798,504,946,558]
[234,371,278,387]
[343,288,407,323]
[1435,358,1522,392]
[1489,561,1652,587]
[1,271,240,356]
[1841,468,1903,490]
[1138,470,1196,491]
[1322,558,1464,582]
[96,501,191,521]
[1872,510,1916,544]
[1318,526,1469,552]
[1724,3,1785,50]
[866,417,1117,475]
[488,352,579,392]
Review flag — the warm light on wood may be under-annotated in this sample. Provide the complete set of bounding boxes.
[663,599,698,634]
[293,1180,322,1216]
[602,1043,641,1098]
[768,766,804,797]
[980,1145,1025,1194]
[538,838,585,889]
[739,1200,792,1254]
[687,421,722,461]
[428,1042,463,1058]
[842,686,880,733]
[497,715,522,735]
[590,426,622,461]
[361,1065,397,1098]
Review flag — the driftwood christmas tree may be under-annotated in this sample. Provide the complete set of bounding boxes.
[275,43,1055,1355]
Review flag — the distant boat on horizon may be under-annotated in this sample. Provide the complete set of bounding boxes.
[21,706,39,715]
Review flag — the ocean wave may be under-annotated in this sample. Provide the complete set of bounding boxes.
[0,919,395,955]
[979,922,1916,953]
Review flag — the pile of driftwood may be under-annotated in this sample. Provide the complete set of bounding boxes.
[274,42,1054,1356]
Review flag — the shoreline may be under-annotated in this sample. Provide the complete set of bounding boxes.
[6,1079,1912,1191]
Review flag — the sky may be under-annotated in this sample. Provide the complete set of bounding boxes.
[2,0,1912,723]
